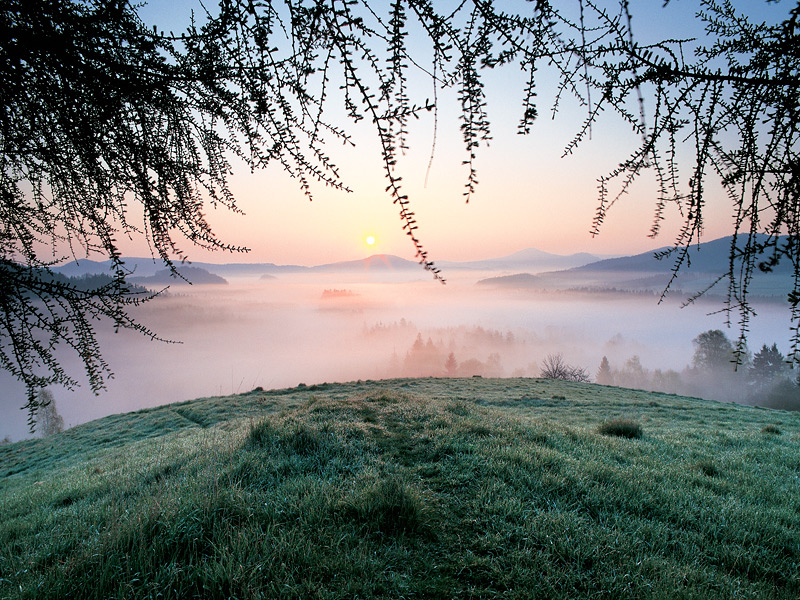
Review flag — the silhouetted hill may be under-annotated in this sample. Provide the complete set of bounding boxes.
[52,248,604,280]
[440,248,600,272]
[54,257,164,278]
[51,258,115,278]
[478,235,794,298]
[129,266,228,286]
[571,234,793,275]
[53,258,306,279]
[310,254,420,272]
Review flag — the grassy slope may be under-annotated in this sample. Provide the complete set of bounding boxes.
[1,378,799,599]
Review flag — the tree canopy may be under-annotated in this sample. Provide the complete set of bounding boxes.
[751,343,789,386]
[2,0,800,420]
[692,329,736,372]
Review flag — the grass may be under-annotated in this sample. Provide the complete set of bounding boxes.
[597,418,643,438]
[1,377,799,598]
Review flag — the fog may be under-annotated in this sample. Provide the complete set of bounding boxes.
[0,269,793,441]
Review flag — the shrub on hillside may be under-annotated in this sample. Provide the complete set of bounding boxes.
[540,353,590,382]
[344,477,429,536]
[246,419,276,448]
[694,459,720,477]
[280,424,323,455]
[598,419,642,439]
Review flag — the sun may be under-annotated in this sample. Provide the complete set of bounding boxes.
[365,235,376,246]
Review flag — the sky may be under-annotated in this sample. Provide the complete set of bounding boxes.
[124,0,784,268]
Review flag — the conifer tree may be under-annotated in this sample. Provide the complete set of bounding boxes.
[596,356,614,386]
[445,352,458,378]
[751,344,788,387]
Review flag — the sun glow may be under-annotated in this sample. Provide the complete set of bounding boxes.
[365,235,376,246]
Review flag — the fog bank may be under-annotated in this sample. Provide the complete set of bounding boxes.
[1,271,792,441]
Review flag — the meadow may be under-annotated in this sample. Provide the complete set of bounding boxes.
[1,378,799,598]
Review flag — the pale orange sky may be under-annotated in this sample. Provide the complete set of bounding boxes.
[163,112,733,267]
[138,81,734,267]
[116,0,768,268]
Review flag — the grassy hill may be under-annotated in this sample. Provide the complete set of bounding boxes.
[1,378,799,599]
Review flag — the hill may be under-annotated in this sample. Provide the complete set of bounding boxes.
[310,254,421,272]
[2,378,798,599]
[51,246,603,281]
[129,266,228,286]
[478,235,795,298]
[52,257,305,279]
[441,248,601,272]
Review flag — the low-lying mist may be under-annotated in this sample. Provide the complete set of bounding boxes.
[1,270,794,441]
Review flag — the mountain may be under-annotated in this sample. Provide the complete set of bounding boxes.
[50,258,113,278]
[51,247,602,280]
[571,235,794,275]
[53,257,166,278]
[310,254,421,272]
[440,248,601,272]
[129,266,228,286]
[53,257,307,279]
[478,235,795,297]
[306,250,601,274]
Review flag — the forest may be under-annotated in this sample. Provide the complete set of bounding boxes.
[389,326,800,411]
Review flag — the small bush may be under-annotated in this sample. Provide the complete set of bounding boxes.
[761,424,782,435]
[345,477,429,536]
[246,421,324,455]
[280,424,323,455]
[695,459,720,477]
[598,419,643,439]
[246,419,276,448]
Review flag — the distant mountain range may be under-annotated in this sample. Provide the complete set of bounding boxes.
[50,236,793,297]
[51,258,302,279]
[309,254,422,273]
[566,236,785,274]
[438,248,601,272]
[477,235,794,298]
[51,247,603,280]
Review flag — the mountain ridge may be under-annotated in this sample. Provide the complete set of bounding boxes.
[50,247,603,278]
[50,235,790,286]
[477,235,794,297]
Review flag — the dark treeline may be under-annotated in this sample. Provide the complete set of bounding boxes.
[17,268,151,295]
[376,321,800,411]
